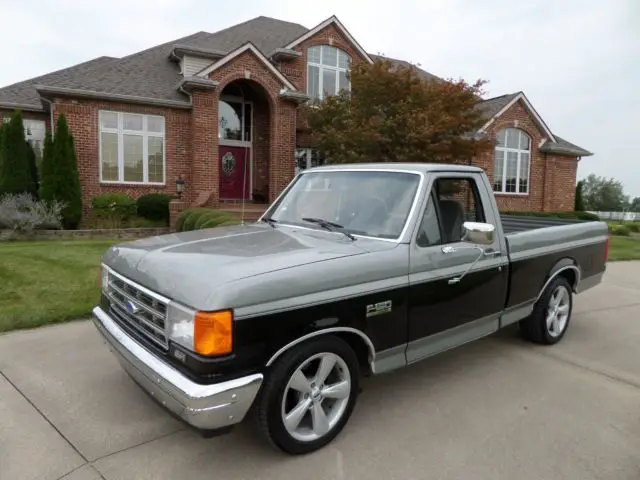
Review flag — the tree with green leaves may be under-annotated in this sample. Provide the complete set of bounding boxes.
[302,59,492,164]
[0,110,37,197]
[39,114,82,229]
[26,141,39,199]
[574,180,585,211]
[581,174,629,212]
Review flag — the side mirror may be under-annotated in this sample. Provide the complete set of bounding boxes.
[462,221,495,245]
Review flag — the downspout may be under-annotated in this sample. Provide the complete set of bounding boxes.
[541,152,548,212]
[178,84,193,204]
[41,97,55,138]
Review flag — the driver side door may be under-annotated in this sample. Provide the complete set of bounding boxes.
[406,173,509,364]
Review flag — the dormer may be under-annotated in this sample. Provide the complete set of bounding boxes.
[169,44,226,77]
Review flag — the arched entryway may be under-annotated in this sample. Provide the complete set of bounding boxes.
[218,79,271,203]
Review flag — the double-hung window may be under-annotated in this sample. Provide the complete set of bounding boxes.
[307,45,351,101]
[493,128,531,194]
[99,111,165,184]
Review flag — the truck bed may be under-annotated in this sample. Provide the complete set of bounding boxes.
[501,215,586,234]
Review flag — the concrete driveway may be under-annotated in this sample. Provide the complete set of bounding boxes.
[1,262,639,480]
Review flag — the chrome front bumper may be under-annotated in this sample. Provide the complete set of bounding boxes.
[92,306,263,431]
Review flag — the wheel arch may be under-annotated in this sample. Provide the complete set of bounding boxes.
[535,259,581,303]
[265,327,376,375]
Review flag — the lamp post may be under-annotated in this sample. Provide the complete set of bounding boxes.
[176,176,185,199]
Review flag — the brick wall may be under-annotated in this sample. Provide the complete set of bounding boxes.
[253,101,270,198]
[281,23,370,140]
[473,99,578,212]
[52,99,192,216]
[210,50,296,203]
[190,90,218,206]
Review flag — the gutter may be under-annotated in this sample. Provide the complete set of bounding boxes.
[0,101,44,112]
[34,85,192,110]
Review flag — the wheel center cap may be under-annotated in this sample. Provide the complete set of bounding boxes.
[311,387,322,402]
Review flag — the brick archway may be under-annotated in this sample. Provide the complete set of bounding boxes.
[218,79,274,203]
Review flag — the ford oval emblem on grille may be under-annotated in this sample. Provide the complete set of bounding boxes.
[126,300,140,314]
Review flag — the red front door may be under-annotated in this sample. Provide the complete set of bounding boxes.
[219,145,250,199]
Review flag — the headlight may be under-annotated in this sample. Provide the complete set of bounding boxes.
[167,303,233,357]
[101,264,110,293]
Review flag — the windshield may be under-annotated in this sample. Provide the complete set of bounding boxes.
[267,170,421,239]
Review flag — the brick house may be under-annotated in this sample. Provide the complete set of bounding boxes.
[0,15,591,220]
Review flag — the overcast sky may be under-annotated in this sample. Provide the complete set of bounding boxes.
[2,0,638,196]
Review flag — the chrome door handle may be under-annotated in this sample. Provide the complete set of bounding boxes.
[484,250,502,257]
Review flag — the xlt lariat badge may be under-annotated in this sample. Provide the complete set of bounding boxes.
[366,300,392,318]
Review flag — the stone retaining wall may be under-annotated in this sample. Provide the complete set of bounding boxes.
[0,227,169,241]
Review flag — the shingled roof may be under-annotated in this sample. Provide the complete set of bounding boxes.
[0,16,441,110]
[0,56,116,110]
[477,92,592,157]
[0,15,591,157]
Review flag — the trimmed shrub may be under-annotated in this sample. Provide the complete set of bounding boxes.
[91,193,137,228]
[181,209,216,232]
[136,193,172,222]
[174,209,193,232]
[0,193,65,232]
[610,225,631,236]
[574,181,585,211]
[194,210,235,230]
[39,115,82,229]
[26,141,38,199]
[0,111,35,197]
[627,222,640,233]
[199,216,239,230]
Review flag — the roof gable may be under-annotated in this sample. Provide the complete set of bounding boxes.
[285,16,373,64]
[196,43,297,91]
[478,91,556,142]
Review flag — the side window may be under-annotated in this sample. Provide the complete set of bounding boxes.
[416,177,487,246]
[417,193,442,247]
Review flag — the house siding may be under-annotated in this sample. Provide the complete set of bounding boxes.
[182,55,214,77]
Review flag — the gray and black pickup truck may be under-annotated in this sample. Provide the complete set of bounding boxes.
[93,163,609,454]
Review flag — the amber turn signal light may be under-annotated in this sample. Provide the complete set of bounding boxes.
[194,310,233,356]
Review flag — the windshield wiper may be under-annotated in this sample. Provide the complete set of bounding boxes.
[302,217,356,241]
[262,217,278,228]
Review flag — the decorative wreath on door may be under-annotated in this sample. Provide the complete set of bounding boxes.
[221,152,236,177]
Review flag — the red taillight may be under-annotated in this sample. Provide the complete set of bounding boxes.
[605,236,610,262]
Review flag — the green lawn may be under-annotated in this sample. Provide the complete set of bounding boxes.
[0,240,116,333]
[608,235,640,261]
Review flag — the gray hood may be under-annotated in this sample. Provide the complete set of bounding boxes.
[102,223,395,310]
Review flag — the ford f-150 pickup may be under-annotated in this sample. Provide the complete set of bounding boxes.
[92,163,609,454]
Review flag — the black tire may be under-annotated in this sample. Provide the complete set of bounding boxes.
[254,335,360,455]
[520,276,573,345]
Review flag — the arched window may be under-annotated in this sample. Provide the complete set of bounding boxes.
[493,128,531,194]
[307,45,351,100]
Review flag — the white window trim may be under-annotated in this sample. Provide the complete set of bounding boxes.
[284,15,374,64]
[99,111,166,185]
[307,46,351,101]
[493,129,531,196]
[218,95,253,147]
